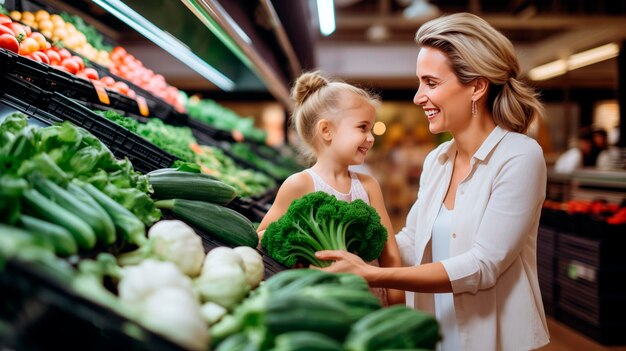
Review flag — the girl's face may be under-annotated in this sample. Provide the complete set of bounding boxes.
[328,93,376,165]
[413,47,474,134]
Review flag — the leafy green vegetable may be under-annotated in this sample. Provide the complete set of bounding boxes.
[261,192,387,267]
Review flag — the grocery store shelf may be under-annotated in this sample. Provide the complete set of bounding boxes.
[180,0,292,108]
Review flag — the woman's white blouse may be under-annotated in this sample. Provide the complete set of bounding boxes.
[396,125,550,351]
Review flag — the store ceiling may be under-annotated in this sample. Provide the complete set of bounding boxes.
[307,0,626,91]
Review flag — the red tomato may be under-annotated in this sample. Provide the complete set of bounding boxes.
[51,64,69,73]
[0,24,14,36]
[31,51,50,64]
[100,76,116,87]
[28,32,47,50]
[4,23,25,37]
[0,33,19,53]
[60,57,79,74]
[113,81,129,95]
[45,49,60,65]
[57,48,71,60]
[18,37,39,55]
[112,46,127,57]
[0,15,12,25]
[72,56,84,71]
[75,72,89,80]
[83,67,99,80]
[26,53,42,62]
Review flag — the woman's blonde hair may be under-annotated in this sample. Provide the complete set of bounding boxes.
[415,12,543,134]
[290,71,380,163]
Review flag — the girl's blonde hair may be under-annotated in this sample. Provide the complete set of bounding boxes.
[415,12,543,134]
[290,71,380,163]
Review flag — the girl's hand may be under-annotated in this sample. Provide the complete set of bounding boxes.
[313,250,371,278]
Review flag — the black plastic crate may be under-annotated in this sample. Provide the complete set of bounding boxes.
[0,75,178,174]
[46,93,178,173]
[0,259,186,351]
[87,60,176,120]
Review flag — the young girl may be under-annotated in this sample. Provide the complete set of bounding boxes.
[256,71,404,305]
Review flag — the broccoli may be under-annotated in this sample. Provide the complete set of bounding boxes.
[261,191,387,267]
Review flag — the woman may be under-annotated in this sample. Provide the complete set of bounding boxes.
[316,12,550,351]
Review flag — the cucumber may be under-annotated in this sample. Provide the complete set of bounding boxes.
[273,331,344,351]
[266,294,352,340]
[149,171,237,205]
[344,305,440,350]
[19,215,78,256]
[155,199,258,248]
[22,188,96,250]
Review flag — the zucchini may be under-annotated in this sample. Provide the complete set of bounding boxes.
[155,199,258,248]
[149,171,237,205]
[22,188,96,250]
[273,331,344,351]
[66,182,116,244]
[19,215,78,256]
[33,177,115,245]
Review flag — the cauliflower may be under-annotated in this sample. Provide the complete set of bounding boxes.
[119,220,205,276]
[118,259,193,305]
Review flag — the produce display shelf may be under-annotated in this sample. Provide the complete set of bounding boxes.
[0,259,185,351]
[0,48,153,122]
[0,73,178,174]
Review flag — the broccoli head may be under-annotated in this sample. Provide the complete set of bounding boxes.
[261,191,387,267]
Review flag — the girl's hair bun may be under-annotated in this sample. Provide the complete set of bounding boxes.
[292,71,329,105]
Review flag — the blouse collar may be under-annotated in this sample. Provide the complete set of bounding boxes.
[437,125,509,164]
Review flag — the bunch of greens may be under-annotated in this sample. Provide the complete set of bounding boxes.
[261,191,387,267]
[99,110,276,197]
[0,113,160,226]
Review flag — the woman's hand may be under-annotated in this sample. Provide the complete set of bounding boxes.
[313,250,372,278]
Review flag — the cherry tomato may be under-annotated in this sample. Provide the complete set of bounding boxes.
[0,33,19,53]
[83,67,99,80]
[45,49,60,65]
[60,57,79,74]
[31,51,50,64]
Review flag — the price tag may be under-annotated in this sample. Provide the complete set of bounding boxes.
[136,95,149,117]
[91,80,110,105]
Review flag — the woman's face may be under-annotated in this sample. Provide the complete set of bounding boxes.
[413,47,474,134]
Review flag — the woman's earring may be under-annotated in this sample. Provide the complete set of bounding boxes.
[471,100,476,116]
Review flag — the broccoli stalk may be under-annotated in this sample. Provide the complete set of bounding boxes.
[261,191,387,267]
